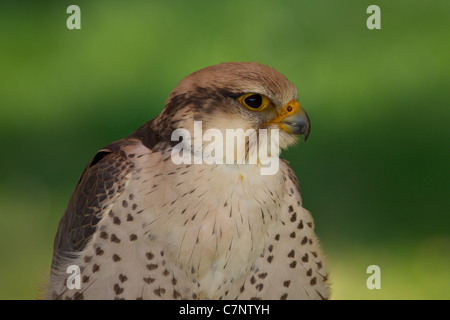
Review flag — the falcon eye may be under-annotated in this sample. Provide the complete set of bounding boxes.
[244,94,262,109]
[238,93,271,111]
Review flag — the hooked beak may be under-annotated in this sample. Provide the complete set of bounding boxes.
[265,100,311,141]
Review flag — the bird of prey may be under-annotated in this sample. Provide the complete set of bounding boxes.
[45,62,329,300]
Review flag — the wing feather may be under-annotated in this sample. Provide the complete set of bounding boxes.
[51,143,134,271]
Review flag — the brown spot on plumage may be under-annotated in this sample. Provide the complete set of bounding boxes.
[114,284,124,295]
[173,290,181,299]
[113,216,121,225]
[290,212,297,222]
[119,274,128,283]
[154,288,166,297]
[258,272,268,279]
[143,277,155,284]
[112,254,121,262]
[92,264,100,273]
[111,234,121,243]
[147,264,158,271]
[301,236,308,245]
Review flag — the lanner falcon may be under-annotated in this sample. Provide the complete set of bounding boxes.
[45,62,330,300]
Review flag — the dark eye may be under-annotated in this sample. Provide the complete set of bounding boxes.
[244,94,263,109]
[238,93,270,111]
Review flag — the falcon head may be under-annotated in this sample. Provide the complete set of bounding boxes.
[137,62,310,163]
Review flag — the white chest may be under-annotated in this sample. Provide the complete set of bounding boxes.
[132,158,285,297]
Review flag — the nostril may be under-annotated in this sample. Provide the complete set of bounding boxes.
[287,106,293,112]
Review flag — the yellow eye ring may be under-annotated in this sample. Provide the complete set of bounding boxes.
[238,93,271,111]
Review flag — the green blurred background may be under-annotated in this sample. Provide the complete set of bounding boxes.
[0,0,448,299]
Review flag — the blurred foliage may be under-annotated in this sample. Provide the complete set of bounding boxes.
[0,0,448,299]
